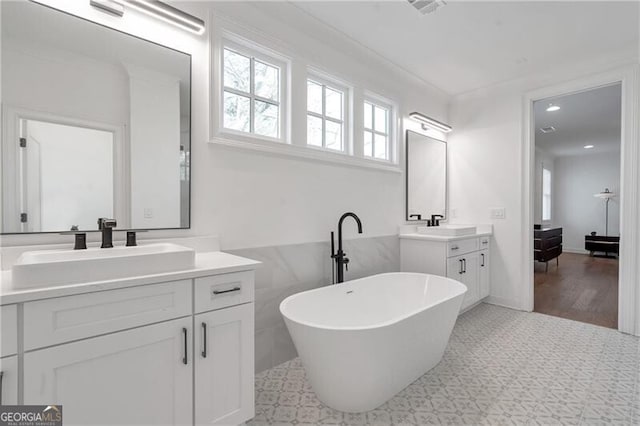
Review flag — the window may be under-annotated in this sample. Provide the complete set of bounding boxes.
[542,167,551,221]
[306,78,346,151]
[363,100,390,160]
[222,46,282,139]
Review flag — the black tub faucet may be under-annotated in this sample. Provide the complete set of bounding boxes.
[98,218,117,248]
[331,212,363,284]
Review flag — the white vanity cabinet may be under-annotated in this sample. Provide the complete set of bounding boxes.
[0,259,257,426]
[401,234,491,312]
[24,317,193,426]
[195,303,254,425]
[0,356,18,405]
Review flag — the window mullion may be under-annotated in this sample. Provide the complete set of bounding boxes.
[250,58,255,133]
[322,85,327,148]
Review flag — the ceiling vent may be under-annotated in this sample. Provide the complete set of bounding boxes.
[408,0,447,15]
[540,126,557,134]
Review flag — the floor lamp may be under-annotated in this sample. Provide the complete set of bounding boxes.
[594,188,616,236]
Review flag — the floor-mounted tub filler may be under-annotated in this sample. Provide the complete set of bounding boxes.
[280,272,466,412]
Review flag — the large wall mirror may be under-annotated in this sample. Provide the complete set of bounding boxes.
[406,130,447,221]
[1,1,191,234]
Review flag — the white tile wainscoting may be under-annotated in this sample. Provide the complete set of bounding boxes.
[229,235,399,373]
[248,304,640,426]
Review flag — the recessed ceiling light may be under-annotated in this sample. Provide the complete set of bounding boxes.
[546,104,560,112]
[584,145,594,149]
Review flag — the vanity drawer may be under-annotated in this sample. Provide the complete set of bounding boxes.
[24,280,192,351]
[1,305,18,357]
[195,271,254,314]
[479,236,491,249]
[447,238,479,257]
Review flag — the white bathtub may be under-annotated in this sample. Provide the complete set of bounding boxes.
[280,272,466,413]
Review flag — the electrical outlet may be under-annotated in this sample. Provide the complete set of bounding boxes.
[144,208,153,219]
[490,208,506,219]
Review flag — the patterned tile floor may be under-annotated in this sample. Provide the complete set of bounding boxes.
[247,303,640,425]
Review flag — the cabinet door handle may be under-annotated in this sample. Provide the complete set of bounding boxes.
[212,286,241,295]
[462,258,467,273]
[201,322,207,358]
[481,253,485,267]
[0,371,3,405]
[459,259,463,274]
[182,327,188,365]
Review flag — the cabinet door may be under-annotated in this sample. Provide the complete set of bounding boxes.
[195,303,254,425]
[479,249,490,299]
[447,253,479,311]
[0,356,18,405]
[24,317,192,426]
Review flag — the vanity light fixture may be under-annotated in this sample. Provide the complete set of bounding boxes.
[409,112,452,133]
[546,104,561,112]
[584,145,594,149]
[114,0,205,34]
[90,0,125,17]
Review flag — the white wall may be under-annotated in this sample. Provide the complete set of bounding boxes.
[448,56,638,311]
[127,65,181,229]
[554,152,620,252]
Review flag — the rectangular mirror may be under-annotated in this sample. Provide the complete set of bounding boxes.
[1,1,191,234]
[406,130,447,221]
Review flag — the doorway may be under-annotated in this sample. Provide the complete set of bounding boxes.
[532,84,621,329]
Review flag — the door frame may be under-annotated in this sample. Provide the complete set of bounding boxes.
[1,106,128,233]
[522,65,640,335]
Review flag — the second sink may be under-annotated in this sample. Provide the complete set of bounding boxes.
[417,224,477,237]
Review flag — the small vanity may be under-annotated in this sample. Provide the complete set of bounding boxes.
[403,130,492,311]
[400,226,492,311]
[0,240,259,425]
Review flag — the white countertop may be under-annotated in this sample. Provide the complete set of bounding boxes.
[0,251,260,305]
[398,231,492,242]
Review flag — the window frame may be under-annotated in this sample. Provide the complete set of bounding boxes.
[363,95,395,163]
[542,167,552,222]
[305,73,350,154]
[219,37,289,143]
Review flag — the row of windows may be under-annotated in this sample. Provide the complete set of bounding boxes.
[220,44,394,162]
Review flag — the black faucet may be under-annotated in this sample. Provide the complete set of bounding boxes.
[427,214,444,227]
[331,212,363,284]
[97,218,117,248]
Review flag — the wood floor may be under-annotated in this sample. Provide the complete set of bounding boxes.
[534,252,618,329]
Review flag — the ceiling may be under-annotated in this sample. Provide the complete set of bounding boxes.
[290,1,639,96]
[534,84,621,158]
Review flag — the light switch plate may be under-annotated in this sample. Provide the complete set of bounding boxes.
[490,208,506,219]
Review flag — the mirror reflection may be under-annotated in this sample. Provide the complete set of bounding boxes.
[406,131,447,221]
[1,1,191,234]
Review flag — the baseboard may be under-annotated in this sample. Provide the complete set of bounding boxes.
[484,296,526,311]
[563,247,590,255]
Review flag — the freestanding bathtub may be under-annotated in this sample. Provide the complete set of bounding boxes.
[280,272,466,413]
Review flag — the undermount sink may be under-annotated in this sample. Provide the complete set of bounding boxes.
[12,243,196,289]
[417,224,477,237]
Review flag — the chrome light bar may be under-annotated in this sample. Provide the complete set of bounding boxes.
[409,112,452,133]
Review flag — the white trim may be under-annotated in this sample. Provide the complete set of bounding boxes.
[522,65,640,335]
[362,92,397,164]
[209,135,401,174]
[305,72,351,154]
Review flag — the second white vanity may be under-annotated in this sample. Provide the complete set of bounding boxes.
[400,225,492,311]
